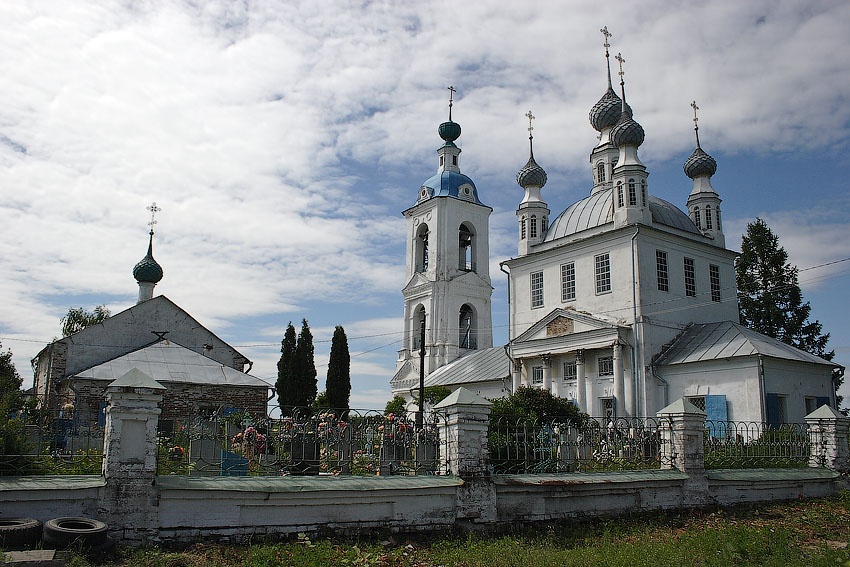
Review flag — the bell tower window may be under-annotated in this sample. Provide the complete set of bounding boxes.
[597,162,606,183]
[705,205,713,230]
[617,182,623,208]
[693,207,701,229]
[439,155,444,167]
[520,216,527,239]
[542,216,548,232]
[413,305,426,350]
[641,180,647,207]
[452,155,458,166]
[458,223,475,272]
[459,304,477,349]
[530,215,538,238]
[628,179,637,205]
[415,224,429,272]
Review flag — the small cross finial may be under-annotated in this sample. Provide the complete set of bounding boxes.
[615,53,625,80]
[525,110,535,137]
[146,202,161,233]
[691,100,701,147]
[600,26,612,53]
[447,85,456,120]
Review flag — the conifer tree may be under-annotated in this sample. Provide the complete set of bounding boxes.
[294,319,317,407]
[325,326,351,410]
[275,322,298,410]
[737,218,833,361]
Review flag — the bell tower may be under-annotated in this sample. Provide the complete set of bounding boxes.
[392,88,494,394]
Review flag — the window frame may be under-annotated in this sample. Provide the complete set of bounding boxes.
[597,355,614,377]
[684,257,696,297]
[628,178,637,205]
[595,253,611,294]
[656,249,669,292]
[563,360,577,381]
[705,205,713,230]
[561,261,576,302]
[532,365,544,386]
[530,270,544,309]
[530,215,538,238]
[709,264,721,302]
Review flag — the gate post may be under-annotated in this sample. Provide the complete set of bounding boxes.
[657,398,709,506]
[805,405,849,473]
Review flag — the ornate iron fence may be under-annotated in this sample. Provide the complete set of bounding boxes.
[0,408,105,476]
[155,407,447,477]
[703,420,810,469]
[488,415,668,474]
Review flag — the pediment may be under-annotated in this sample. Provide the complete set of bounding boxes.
[515,308,617,343]
[403,272,431,292]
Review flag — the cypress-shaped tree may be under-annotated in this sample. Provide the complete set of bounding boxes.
[325,325,351,410]
[737,218,834,361]
[294,318,318,407]
[275,322,298,410]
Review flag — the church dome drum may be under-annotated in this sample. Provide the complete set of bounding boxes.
[683,146,717,179]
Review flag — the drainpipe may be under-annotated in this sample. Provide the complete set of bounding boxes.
[630,228,641,416]
[500,262,515,393]
[650,365,669,408]
[757,354,767,421]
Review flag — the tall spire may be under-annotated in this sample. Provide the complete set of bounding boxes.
[691,100,701,149]
[526,109,535,158]
[616,52,627,109]
[517,110,547,190]
[601,26,613,90]
[134,202,164,303]
[684,101,717,179]
[610,53,645,148]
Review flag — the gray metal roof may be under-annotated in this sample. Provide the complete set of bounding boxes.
[655,321,838,368]
[73,341,270,388]
[544,189,701,242]
[425,347,510,386]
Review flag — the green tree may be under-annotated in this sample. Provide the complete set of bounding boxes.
[0,341,27,467]
[413,386,452,407]
[384,395,407,416]
[275,322,298,409]
[60,305,110,337]
[294,319,318,407]
[490,386,586,425]
[737,218,834,359]
[325,326,351,410]
[0,341,22,408]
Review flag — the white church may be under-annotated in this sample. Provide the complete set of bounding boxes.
[391,35,841,425]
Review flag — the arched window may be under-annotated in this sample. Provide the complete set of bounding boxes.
[693,207,701,230]
[452,155,458,166]
[641,180,647,207]
[458,223,475,271]
[715,207,722,231]
[530,215,538,238]
[542,216,548,232]
[617,182,624,208]
[413,305,426,351]
[597,162,606,183]
[415,224,429,272]
[459,304,477,350]
[439,155,444,167]
[628,178,637,205]
[520,216,527,239]
[705,205,713,230]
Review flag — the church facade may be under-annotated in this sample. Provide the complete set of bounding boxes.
[390,36,841,423]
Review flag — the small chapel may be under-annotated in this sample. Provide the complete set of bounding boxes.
[31,207,270,428]
[391,30,841,424]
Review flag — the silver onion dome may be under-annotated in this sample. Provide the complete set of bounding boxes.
[683,146,717,179]
[517,155,548,188]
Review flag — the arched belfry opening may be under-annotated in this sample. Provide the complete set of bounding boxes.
[415,224,429,272]
[458,223,475,272]
[458,304,477,350]
[412,305,426,350]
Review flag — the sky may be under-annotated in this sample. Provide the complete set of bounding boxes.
[1,0,849,410]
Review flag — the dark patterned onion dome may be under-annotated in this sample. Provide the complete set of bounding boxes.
[589,87,623,131]
[133,236,163,283]
[683,146,717,179]
[610,109,645,148]
[516,155,548,188]
[438,120,461,143]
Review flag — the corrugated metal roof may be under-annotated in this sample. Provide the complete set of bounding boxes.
[73,341,270,388]
[425,347,510,386]
[544,189,701,242]
[655,321,838,367]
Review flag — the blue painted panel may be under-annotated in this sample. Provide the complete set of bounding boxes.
[766,393,781,428]
[98,402,108,427]
[221,450,248,476]
[705,394,727,438]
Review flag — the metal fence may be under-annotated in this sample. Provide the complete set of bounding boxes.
[703,420,810,469]
[0,408,105,476]
[155,407,447,477]
[488,415,669,474]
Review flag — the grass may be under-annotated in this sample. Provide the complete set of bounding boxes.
[69,491,850,567]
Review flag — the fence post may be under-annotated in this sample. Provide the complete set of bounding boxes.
[657,398,710,506]
[98,369,165,542]
[805,405,849,473]
[434,387,496,525]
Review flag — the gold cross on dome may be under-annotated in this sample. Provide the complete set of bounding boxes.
[600,26,612,52]
[146,202,161,230]
[615,52,625,79]
[525,110,535,135]
[691,100,699,127]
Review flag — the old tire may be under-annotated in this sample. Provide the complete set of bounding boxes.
[0,518,42,550]
[42,517,108,550]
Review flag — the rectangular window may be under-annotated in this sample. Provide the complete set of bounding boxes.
[684,257,696,297]
[595,253,611,294]
[709,264,721,302]
[563,360,577,381]
[561,262,576,301]
[601,397,615,419]
[597,355,613,376]
[532,366,544,385]
[531,271,544,308]
[656,250,669,292]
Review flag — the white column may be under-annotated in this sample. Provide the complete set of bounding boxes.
[613,343,625,418]
[550,356,560,397]
[624,348,635,417]
[512,359,522,393]
[576,350,587,414]
[542,354,552,392]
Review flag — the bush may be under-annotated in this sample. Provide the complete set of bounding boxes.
[490,386,586,425]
